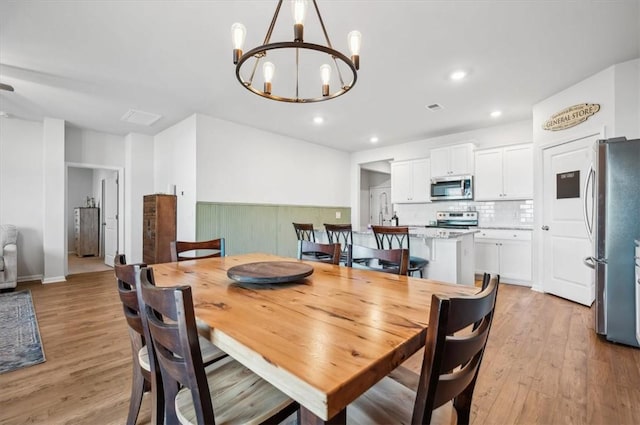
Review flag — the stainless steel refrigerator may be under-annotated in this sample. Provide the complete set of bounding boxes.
[584,137,640,347]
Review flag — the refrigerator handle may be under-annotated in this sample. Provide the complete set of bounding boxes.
[583,164,595,241]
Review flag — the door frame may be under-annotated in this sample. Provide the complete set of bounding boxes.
[532,125,606,293]
[64,162,124,276]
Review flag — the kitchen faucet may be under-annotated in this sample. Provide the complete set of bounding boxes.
[378,191,389,225]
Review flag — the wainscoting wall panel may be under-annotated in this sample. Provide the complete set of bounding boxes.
[196,202,351,258]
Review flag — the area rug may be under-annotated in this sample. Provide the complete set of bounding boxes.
[0,290,46,374]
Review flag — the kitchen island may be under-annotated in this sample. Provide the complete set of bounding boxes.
[317,227,477,285]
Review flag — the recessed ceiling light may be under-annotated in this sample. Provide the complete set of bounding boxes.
[313,116,324,124]
[450,70,467,81]
[490,110,502,118]
[370,136,379,143]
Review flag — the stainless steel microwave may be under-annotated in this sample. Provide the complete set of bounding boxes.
[430,175,473,201]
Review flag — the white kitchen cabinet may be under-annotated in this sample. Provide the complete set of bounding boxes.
[391,158,430,203]
[430,143,474,178]
[475,229,532,285]
[475,144,533,200]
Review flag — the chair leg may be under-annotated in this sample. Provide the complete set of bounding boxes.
[126,367,145,425]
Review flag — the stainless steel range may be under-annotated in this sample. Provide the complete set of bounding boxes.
[426,211,478,229]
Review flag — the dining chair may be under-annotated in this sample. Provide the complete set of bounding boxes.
[297,240,341,265]
[347,244,409,276]
[292,222,316,242]
[114,254,227,425]
[170,238,225,262]
[347,275,501,425]
[481,272,491,290]
[324,223,353,264]
[114,255,161,425]
[371,225,429,277]
[138,266,299,425]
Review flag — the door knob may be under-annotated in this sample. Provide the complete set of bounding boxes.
[541,225,549,231]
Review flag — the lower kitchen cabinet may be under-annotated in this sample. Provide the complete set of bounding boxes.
[475,229,532,285]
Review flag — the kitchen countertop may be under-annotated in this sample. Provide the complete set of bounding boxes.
[353,227,478,240]
[477,225,533,231]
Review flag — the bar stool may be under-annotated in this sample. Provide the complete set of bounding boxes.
[323,223,353,265]
[371,225,429,277]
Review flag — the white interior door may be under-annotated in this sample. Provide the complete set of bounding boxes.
[103,174,118,267]
[542,134,597,306]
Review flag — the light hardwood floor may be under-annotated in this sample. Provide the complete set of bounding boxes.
[1,272,639,424]
[67,253,112,275]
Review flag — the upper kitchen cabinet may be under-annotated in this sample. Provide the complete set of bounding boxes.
[430,143,475,178]
[391,158,430,203]
[475,144,533,200]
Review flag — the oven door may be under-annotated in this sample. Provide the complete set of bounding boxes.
[431,176,473,200]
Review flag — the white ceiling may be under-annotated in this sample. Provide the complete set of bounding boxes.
[1,1,639,152]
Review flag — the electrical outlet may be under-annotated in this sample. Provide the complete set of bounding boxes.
[335,211,341,219]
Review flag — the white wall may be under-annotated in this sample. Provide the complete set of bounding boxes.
[66,126,126,166]
[42,117,66,283]
[1,117,138,282]
[195,114,351,207]
[67,167,94,250]
[153,115,197,241]
[532,58,640,292]
[350,120,533,228]
[124,133,154,263]
[0,117,45,281]
[614,59,640,139]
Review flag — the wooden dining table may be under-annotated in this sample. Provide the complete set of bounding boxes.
[151,253,477,424]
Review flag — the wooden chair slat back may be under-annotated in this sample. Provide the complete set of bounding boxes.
[114,255,146,350]
[412,276,500,425]
[347,245,409,276]
[297,240,341,265]
[139,268,215,424]
[170,238,225,262]
[292,223,316,242]
[371,225,411,250]
[324,223,353,255]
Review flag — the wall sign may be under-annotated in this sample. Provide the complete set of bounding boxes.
[543,103,600,131]
[556,170,580,199]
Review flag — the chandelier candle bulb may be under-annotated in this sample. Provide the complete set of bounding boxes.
[292,0,308,41]
[320,64,331,96]
[263,62,275,94]
[348,30,362,70]
[231,23,246,64]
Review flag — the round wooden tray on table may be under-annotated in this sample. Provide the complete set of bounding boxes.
[227,261,314,284]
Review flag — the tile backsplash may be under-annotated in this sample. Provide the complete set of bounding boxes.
[395,199,534,227]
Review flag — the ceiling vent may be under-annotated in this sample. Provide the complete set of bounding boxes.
[425,103,444,112]
[121,109,162,126]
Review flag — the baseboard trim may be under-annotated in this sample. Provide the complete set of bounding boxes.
[18,275,44,283]
[42,276,67,284]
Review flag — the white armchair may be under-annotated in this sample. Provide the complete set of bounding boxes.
[0,224,18,290]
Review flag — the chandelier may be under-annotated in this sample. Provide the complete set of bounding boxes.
[231,0,361,103]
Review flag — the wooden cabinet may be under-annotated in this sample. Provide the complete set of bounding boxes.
[430,143,474,178]
[143,194,177,264]
[74,207,99,257]
[475,144,533,200]
[475,229,532,285]
[391,158,430,203]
